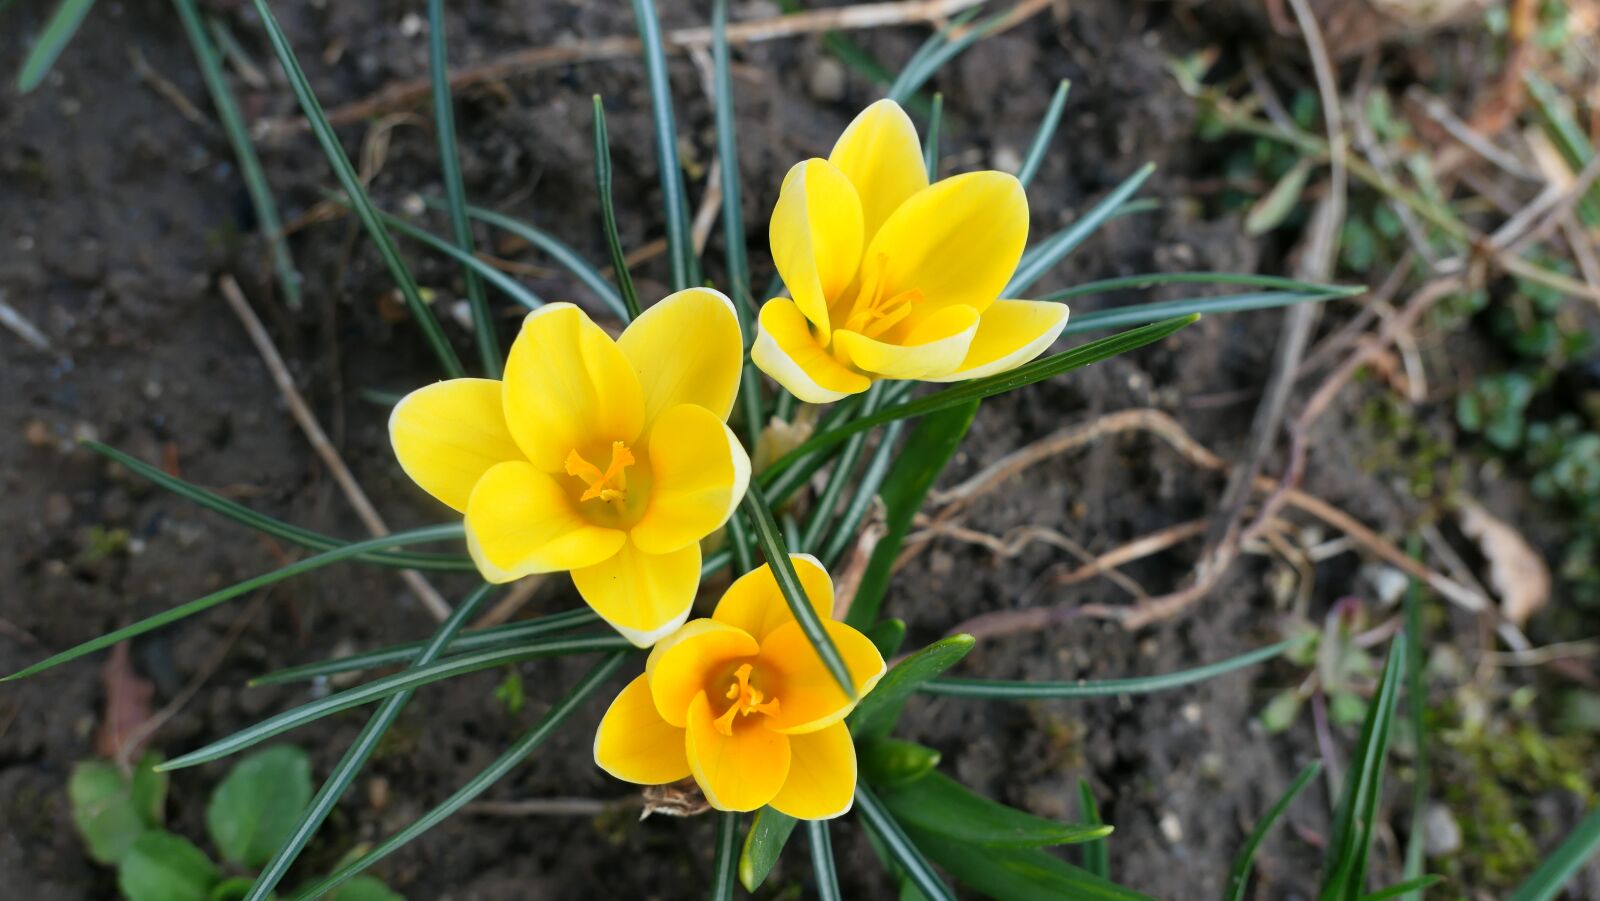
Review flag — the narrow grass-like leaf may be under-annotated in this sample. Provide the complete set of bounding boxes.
[849,635,975,741]
[171,0,299,310]
[766,316,1196,480]
[1017,79,1070,187]
[1402,548,1428,901]
[924,92,943,179]
[1524,72,1600,225]
[760,391,867,503]
[250,607,600,685]
[907,824,1152,901]
[630,0,697,291]
[16,0,94,93]
[1226,761,1322,901]
[1043,271,1366,303]
[1244,158,1313,236]
[856,784,957,901]
[1007,163,1156,296]
[1507,803,1600,901]
[446,201,626,319]
[1059,289,1352,338]
[820,418,906,568]
[800,383,887,553]
[251,0,463,376]
[809,820,843,901]
[85,441,474,571]
[883,771,1112,847]
[885,7,981,103]
[739,807,798,892]
[860,738,941,790]
[845,402,979,628]
[1319,639,1407,900]
[427,0,497,376]
[284,653,629,900]
[4,524,465,682]
[865,618,908,659]
[742,485,856,699]
[1078,779,1108,879]
[886,7,1001,104]
[243,583,497,901]
[374,207,544,310]
[1358,876,1443,901]
[159,635,632,770]
[921,635,1309,699]
[709,812,740,901]
[592,96,642,321]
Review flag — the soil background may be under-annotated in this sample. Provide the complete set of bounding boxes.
[2,0,1595,899]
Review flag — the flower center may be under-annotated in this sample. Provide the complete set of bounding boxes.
[565,441,635,503]
[841,252,923,340]
[712,663,780,736]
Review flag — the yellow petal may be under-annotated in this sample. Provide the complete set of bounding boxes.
[828,99,929,246]
[630,404,751,556]
[464,461,626,582]
[645,619,760,727]
[618,287,744,426]
[712,554,834,643]
[502,303,644,472]
[760,619,886,734]
[832,304,980,380]
[926,299,1072,383]
[770,159,863,342]
[865,171,1028,316]
[752,298,871,404]
[389,378,524,513]
[594,673,690,784]
[571,538,700,647]
[767,722,856,820]
[685,691,791,812]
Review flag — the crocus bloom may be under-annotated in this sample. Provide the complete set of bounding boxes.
[594,556,886,818]
[389,288,750,646]
[753,99,1071,403]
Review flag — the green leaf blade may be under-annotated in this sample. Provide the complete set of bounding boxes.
[206,745,312,867]
[849,634,975,741]
[739,807,798,892]
[17,0,95,93]
[882,771,1111,848]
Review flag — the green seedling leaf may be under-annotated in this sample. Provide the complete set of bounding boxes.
[860,739,941,790]
[70,760,154,864]
[129,753,169,826]
[845,402,981,628]
[865,618,908,659]
[1319,639,1407,900]
[905,824,1153,901]
[808,820,843,901]
[1358,876,1443,901]
[1079,779,1108,879]
[208,876,261,901]
[1507,802,1600,901]
[1226,761,1322,901]
[1018,79,1071,187]
[330,876,405,901]
[882,771,1111,848]
[1008,163,1156,296]
[710,812,739,901]
[629,0,697,291]
[1245,158,1312,235]
[206,745,312,867]
[16,0,95,93]
[118,831,220,901]
[591,97,642,321]
[855,784,956,901]
[739,807,798,892]
[849,635,975,741]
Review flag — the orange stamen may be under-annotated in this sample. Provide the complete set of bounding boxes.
[712,663,781,735]
[564,441,635,502]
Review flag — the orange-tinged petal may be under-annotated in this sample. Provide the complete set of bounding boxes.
[646,619,760,727]
[925,299,1071,382]
[770,159,863,342]
[685,691,791,812]
[752,298,871,404]
[767,722,856,820]
[831,304,980,380]
[571,538,700,647]
[618,287,744,426]
[502,303,644,472]
[760,620,886,734]
[630,404,750,556]
[828,99,929,246]
[864,171,1028,316]
[389,378,524,513]
[712,554,834,643]
[594,674,690,784]
[464,460,626,582]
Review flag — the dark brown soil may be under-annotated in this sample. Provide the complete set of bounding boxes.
[3,1,1596,899]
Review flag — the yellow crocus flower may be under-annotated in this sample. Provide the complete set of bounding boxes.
[389,288,749,647]
[594,556,886,818]
[753,99,1071,403]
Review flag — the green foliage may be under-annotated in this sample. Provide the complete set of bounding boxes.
[70,753,167,864]
[118,832,219,901]
[16,0,95,93]
[859,739,942,790]
[879,771,1112,848]
[849,634,975,740]
[738,807,798,892]
[207,746,313,868]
